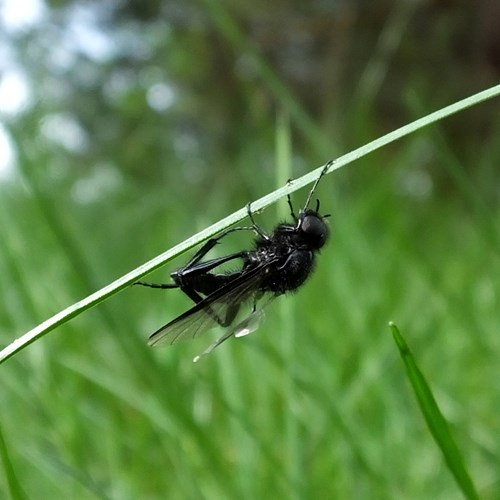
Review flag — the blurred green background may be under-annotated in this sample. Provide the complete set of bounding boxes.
[1,1,499,498]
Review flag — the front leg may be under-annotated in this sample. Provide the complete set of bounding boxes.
[246,203,269,241]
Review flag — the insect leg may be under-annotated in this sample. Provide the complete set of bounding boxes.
[142,251,247,326]
[175,251,248,280]
[287,194,296,220]
[172,252,247,325]
[134,282,177,289]
[179,226,255,271]
[302,160,333,211]
[177,284,241,328]
[134,226,253,289]
[193,294,265,362]
[136,250,247,302]
[246,202,269,240]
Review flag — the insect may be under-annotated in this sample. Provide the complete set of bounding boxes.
[136,161,332,361]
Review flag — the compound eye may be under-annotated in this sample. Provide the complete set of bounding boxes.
[301,214,329,248]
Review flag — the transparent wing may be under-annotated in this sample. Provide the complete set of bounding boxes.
[192,293,277,362]
[148,258,278,347]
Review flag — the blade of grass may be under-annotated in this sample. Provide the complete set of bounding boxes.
[1,83,499,365]
[275,109,302,497]
[389,322,480,500]
[0,422,27,500]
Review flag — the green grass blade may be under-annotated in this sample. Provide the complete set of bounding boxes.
[0,422,27,500]
[274,110,302,497]
[1,83,499,365]
[389,322,480,500]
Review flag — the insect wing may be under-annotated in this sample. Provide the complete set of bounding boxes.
[148,258,278,347]
[233,293,276,337]
[192,294,277,362]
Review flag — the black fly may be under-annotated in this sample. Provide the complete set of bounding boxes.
[136,161,332,361]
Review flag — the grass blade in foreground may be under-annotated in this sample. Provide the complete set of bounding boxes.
[389,322,480,500]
